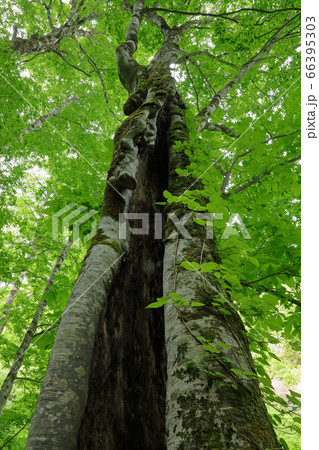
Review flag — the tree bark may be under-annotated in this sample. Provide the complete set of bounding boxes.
[0,283,20,335]
[162,102,281,449]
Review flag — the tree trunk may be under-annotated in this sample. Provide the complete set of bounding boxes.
[162,104,280,449]
[0,283,20,335]
[26,6,282,449]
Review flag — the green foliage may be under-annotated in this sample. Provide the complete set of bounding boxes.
[0,0,300,447]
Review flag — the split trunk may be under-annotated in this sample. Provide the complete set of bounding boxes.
[26,27,281,450]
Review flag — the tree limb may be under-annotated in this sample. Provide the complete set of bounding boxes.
[185,61,199,111]
[222,155,300,197]
[205,122,239,137]
[11,1,100,56]
[74,37,109,103]
[16,377,43,383]
[116,0,145,93]
[23,96,79,135]
[241,263,300,286]
[196,14,300,130]
[52,49,92,76]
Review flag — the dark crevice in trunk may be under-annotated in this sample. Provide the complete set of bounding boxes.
[77,111,169,450]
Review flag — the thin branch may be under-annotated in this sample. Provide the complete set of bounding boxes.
[185,61,199,111]
[147,7,239,24]
[254,11,281,27]
[241,263,300,286]
[182,50,238,69]
[19,53,43,64]
[183,55,216,95]
[249,79,271,101]
[244,283,301,308]
[205,122,239,138]
[213,160,226,177]
[31,0,54,30]
[73,37,109,103]
[196,14,300,130]
[52,49,92,76]
[16,377,43,383]
[206,7,301,16]
[223,155,300,197]
[219,149,253,195]
[32,324,58,338]
[23,96,79,134]
[252,233,275,257]
[258,285,301,308]
[0,417,32,449]
[149,6,301,31]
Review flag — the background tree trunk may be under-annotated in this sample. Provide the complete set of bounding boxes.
[0,238,72,415]
[0,284,20,336]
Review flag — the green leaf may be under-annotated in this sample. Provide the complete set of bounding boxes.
[200,262,219,273]
[169,292,183,301]
[279,437,289,450]
[191,301,205,307]
[181,261,200,271]
[249,256,260,267]
[202,345,220,354]
[216,341,231,350]
[219,307,232,315]
[146,296,169,308]
[146,301,165,309]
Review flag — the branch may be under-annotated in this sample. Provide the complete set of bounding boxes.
[241,263,300,286]
[180,50,238,69]
[32,0,54,30]
[205,122,239,138]
[172,6,300,30]
[0,238,73,416]
[222,155,300,197]
[218,149,253,195]
[16,377,43,383]
[258,285,301,308]
[208,7,301,16]
[185,61,199,111]
[11,1,100,56]
[142,6,171,34]
[244,283,301,308]
[0,284,20,336]
[252,233,275,257]
[196,14,300,130]
[213,160,226,177]
[147,7,238,24]
[181,53,216,95]
[0,417,32,449]
[23,96,79,134]
[116,0,145,93]
[32,324,58,337]
[52,49,92,76]
[74,37,109,103]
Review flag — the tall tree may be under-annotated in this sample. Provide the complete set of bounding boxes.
[1,0,301,448]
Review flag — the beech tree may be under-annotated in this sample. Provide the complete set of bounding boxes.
[0,0,301,448]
